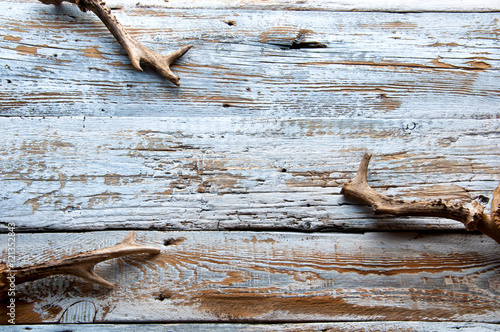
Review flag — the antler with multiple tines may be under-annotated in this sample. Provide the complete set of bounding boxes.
[39,0,192,85]
[341,154,500,244]
[1,231,160,297]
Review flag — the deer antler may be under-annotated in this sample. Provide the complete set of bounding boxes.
[341,154,500,245]
[1,231,160,296]
[39,0,192,85]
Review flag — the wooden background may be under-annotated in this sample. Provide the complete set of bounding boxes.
[1,0,500,329]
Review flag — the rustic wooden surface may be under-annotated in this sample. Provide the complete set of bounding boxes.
[1,0,500,328]
[2,3,500,118]
[1,231,500,324]
[5,322,500,331]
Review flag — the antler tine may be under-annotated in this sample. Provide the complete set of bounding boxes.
[341,153,500,245]
[341,153,378,203]
[39,0,192,85]
[1,231,161,294]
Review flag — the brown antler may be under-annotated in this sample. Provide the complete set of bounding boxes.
[1,231,160,296]
[39,0,192,85]
[341,154,500,245]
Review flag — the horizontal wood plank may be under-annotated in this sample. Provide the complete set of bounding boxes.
[0,3,499,118]
[6,0,500,12]
[1,231,499,323]
[2,322,500,331]
[1,117,499,232]
[117,0,500,12]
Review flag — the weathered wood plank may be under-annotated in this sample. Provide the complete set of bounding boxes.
[1,117,499,232]
[0,3,499,118]
[3,322,500,331]
[1,231,499,323]
[114,0,500,12]
[5,0,500,12]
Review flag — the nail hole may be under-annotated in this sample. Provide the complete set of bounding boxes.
[155,289,173,301]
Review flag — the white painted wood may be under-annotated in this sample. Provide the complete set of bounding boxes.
[1,231,499,323]
[1,117,499,232]
[58,300,97,323]
[13,0,500,12]
[141,0,500,12]
[3,322,500,331]
[0,3,499,117]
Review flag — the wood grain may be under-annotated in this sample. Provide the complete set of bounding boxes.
[1,0,500,328]
[4,0,500,12]
[3,322,500,331]
[1,117,499,232]
[1,231,499,323]
[0,3,499,118]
